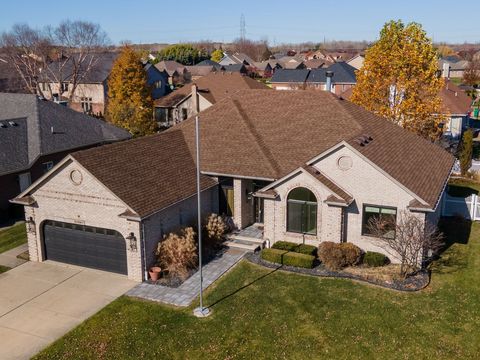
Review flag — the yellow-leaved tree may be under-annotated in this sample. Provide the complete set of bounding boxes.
[106,45,156,137]
[351,20,445,141]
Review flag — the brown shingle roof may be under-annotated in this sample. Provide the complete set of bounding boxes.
[154,72,268,107]
[172,90,453,209]
[71,129,217,218]
[440,81,472,115]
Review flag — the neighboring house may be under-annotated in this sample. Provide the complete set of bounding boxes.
[219,52,255,66]
[0,92,131,221]
[154,60,189,86]
[144,63,171,100]
[0,57,29,93]
[154,71,268,127]
[306,62,357,95]
[439,80,473,140]
[220,63,249,75]
[38,52,119,115]
[304,58,332,69]
[252,62,274,78]
[277,56,306,69]
[195,59,222,70]
[13,90,453,281]
[270,69,310,90]
[346,54,365,69]
[185,66,216,81]
[439,58,469,79]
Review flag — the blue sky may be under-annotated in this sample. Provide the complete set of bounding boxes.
[1,0,479,44]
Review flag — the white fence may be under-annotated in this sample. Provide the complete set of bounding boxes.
[442,193,480,220]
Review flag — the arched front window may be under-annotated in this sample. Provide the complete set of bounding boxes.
[287,187,317,235]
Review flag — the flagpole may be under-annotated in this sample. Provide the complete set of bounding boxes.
[193,115,210,318]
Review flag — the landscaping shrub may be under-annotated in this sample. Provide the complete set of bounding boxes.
[318,242,345,270]
[295,244,317,257]
[283,252,315,269]
[339,243,362,265]
[363,251,388,267]
[271,241,299,252]
[204,213,228,246]
[318,242,362,270]
[261,248,287,264]
[156,227,198,280]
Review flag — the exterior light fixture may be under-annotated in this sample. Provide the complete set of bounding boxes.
[126,232,137,251]
[26,216,35,233]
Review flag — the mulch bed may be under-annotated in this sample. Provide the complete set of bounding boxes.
[245,252,430,292]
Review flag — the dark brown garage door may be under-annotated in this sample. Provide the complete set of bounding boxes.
[43,220,128,275]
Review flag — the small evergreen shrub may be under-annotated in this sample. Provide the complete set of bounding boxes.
[261,248,287,264]
[363,252,388,267]
[283,252,315,269]
[271,241,299,252]
[295,244,317,257]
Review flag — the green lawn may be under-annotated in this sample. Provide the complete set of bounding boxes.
[35,220,480,359]
[0,222,27,254]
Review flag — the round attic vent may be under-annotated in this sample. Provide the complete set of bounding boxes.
[337,156,353,171]
[69,169,83,185]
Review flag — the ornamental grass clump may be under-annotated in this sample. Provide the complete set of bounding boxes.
[157,227,197,280]
[205,213,228,246]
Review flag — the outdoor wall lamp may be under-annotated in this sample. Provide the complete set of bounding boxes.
[26,216,35,233]
[127,232,137,252]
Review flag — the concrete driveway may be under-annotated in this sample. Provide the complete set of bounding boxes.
[0,261,136,360]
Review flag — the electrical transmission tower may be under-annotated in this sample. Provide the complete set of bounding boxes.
[240,14,246,40]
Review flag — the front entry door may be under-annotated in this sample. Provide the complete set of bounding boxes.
[254,197,264,223]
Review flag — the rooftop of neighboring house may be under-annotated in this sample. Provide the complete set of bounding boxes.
[221,64,247,73]
[439,80,473,115]
[270,69,310,83]
[185,65,216,77]
[277,56,305,69]
[307,62,357,84]
[154,71,268,108]
[0,92,131,176]
[154,60,186,76]
[195,59,222,70]
[39,52,119,84]
[68,90,454,217]
[304,58,332,69]
[222,51,255,65]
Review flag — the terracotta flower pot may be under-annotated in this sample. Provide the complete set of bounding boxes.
[149,266,161,282]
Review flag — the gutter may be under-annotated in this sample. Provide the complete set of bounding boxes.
[201,171,275,182]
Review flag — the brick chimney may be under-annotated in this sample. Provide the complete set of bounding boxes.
[191,84,199,114]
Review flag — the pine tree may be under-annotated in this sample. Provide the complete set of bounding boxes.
[459,129,474,176]
[351,21,445,141]
[106,45,156,137]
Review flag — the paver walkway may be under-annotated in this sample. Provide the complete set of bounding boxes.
[0,243,28,269]
[127,247,246,307]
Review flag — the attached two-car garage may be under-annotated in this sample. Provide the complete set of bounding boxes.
[43,220,128,275]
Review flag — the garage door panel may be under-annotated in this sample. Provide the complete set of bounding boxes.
[43,223,128,275]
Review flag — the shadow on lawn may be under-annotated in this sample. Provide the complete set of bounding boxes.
[206,266,280,308]
[430,216,472,275]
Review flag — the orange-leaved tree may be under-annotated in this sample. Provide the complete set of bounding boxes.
[106,45,156,137]
[351,20,445,141]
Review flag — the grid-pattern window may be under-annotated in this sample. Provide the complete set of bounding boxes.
[61,82,69,92]
[287,187,317,235]
[362,205,397,238]
[43,161,54,173]
[81,97,93,113]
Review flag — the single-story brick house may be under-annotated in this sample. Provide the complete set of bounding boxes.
[13,91,454,281]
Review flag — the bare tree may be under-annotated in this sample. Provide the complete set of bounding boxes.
[368,211,444,278]
[44,20,109,103]
[0,24,52,94]
[463,59,480,87]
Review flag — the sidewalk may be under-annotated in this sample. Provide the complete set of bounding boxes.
[127,247,246,307]
[0,243,28,269]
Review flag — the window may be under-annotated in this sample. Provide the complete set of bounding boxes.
[182,108,188,120]
[43,161,54,173]
[80,97,93,113]
[287,187,317,235]
[18,172,31,192]
[362,205,397,238]
[154,80,162,89]
[61,82,68,92]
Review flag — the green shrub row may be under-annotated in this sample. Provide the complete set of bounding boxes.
[261,248,315,269]
[271,241,317,257]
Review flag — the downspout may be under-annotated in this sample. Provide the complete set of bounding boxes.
[141,221,148,281]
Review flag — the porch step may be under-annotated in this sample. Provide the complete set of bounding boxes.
[225,234,264,244]
[224,238,264,252]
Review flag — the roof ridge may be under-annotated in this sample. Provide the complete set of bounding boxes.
[231,98,281,177]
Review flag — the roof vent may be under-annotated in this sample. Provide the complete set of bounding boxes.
[356,134,373,146]
[0,122,7,128]
[8,121,17,127]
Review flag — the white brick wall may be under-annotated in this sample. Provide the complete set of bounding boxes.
[23,158,219,281]
[233,179,254,229]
